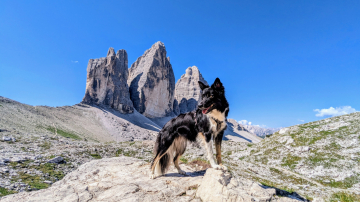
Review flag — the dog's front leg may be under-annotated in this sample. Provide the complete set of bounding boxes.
[203,132,222,170]
[215,131,227,171]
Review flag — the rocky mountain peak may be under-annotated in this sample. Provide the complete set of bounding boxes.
[173,66,208,115]
[82,48,134,114]
[107,47,115,57]
[127,41,175,118]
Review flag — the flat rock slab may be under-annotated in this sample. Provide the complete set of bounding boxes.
[0,157,202,202]
[1,157,301,202]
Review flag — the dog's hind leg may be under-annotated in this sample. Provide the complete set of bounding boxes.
[172,136,187,175]
[174,155,186,175]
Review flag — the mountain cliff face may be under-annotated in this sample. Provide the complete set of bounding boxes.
[127,42,175,118]
[82,48,134,114]
[173,66,208,115]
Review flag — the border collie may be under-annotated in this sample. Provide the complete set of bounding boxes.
[150,78,229,179]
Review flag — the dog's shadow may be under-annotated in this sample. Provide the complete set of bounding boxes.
[162,170,206,178]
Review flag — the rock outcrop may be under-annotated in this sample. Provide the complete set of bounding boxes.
[196,168,277,202]
[127,42,175,118]
[82,48,134,114]
[173,66,208,115]
[0,157,300,202]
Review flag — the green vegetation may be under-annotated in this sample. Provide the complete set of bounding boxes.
[239,156,246,160]
[90,153,102,159]
[256,156,268,164]
[260,179,276,188]
[306,152,343,168]
[36,163,65,180]
[10,162,64,190]
[281,155,301,169]
[307,124,320,129]
[270,167,281,174]
[17,172,49,190]
[116,148,136,157]
[329,192,360,202]
[305,195,314,201]
[44,126,81,140]
[180,157,188,164]
[39,141,51,150]
[282,186,294,194]
[0,187,16,196]
[321,175,360,189]
[324,142,341,151]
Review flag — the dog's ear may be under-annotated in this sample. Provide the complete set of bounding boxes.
[211,78,224,94]
[198,81,208,91]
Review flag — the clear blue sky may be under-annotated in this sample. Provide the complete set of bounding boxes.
[0,0,359,128]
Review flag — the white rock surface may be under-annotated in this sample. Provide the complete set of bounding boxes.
[0,157,302,202]
[128,42,175,118]
[173,66,208,115]
[82,48,134,114]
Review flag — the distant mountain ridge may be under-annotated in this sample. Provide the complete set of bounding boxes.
[240,124,280,138]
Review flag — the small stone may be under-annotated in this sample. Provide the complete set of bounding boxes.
[10,157,25,163]
[47,156,65,164]
[2,136,11,141]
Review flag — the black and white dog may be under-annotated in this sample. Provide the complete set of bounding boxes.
[150,78,229,179]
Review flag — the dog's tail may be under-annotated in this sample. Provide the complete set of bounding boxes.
[151,132,172,176]
[151,132,188,176]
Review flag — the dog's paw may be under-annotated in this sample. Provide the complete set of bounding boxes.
[149,174,156,179]
[220,164,228,171]
[178,169,187,175]
[212,165,222,170]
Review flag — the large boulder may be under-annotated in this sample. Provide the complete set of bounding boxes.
[173,66,208,115]
[128,42,175,118]
[82,48,134,113]
[196,168,277,202]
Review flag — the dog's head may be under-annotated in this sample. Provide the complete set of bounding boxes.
[198,78,228,115]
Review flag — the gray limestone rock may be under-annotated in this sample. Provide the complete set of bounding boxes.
[47,156,64,164]
[82,48,134,114]
[173,66,208,115]
[128,42,175,118]
[0,157,295,202]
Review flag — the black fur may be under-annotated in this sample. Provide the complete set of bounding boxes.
[150,77,229,175]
